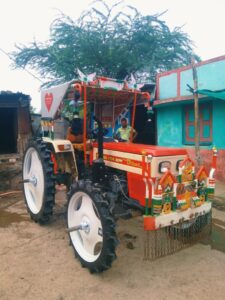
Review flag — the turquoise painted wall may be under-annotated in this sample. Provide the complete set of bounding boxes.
[180,60,225,96]
[198,60,225,91]
[157,57,225,149]
[212,100,225,148]
[157,101,225,149]
[159,58,225,100]
[180,69,194,96]
[159,73,177,99]
[157,105,183,147]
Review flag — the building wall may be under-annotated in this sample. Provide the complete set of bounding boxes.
[157,55,225,101]
[158,73,178,99]
[212,100,225,148]
[187,148,225,182]
[156,101,225,181]
[157,104,183,147]
[17,106,32,154]
[157,101,225,149]
[155,55,225,182]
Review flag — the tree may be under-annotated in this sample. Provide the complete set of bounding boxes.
[12,0,199,86]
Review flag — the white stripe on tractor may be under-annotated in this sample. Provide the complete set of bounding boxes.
[104,160,142,175]
[93,148,143,161]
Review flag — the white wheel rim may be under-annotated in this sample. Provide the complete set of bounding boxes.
[68,191,103,263]
[23,147,45,214]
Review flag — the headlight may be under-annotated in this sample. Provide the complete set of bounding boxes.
[58,144,71,151]
[158,161,171,173]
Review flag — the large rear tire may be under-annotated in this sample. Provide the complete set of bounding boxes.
[23,138,55,224]
[67,180,118,273]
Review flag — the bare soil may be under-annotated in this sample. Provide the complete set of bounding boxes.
[1,191,225,300]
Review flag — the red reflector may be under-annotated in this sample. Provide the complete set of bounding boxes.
[58,144,71,151]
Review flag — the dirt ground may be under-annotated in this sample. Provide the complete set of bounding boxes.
[1,190,225,300]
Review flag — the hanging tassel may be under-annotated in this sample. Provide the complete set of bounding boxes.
[143,211,211,260]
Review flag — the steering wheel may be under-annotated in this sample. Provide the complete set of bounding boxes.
[91,127,109,139]
[113,133,127,142]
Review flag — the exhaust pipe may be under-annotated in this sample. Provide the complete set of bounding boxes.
[93,116,103,159]
[92,116,107,184]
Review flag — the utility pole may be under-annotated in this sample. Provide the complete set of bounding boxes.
[191,58,200,167]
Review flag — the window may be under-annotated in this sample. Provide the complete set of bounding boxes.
[183,103,212,145]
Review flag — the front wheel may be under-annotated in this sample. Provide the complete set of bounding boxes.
[67,180,118,273]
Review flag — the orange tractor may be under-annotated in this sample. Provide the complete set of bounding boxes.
[22,76,217,273]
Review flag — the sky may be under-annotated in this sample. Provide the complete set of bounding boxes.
[0,0,225,111]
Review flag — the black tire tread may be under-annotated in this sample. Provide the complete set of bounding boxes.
[67,180,118,273]
[23,138,55,224]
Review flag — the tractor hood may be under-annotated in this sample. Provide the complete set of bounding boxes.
[96,142,187,157]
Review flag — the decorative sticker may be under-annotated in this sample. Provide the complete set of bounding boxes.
[45,93,53,112]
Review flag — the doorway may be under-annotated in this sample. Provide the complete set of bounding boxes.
[0,108,18,154]
[130,105,156,145]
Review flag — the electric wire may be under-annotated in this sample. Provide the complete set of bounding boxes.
[0,47,44,83]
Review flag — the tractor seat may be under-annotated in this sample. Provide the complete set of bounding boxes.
[67,127,91,152]
[71,141,92,152]
[67,127,83,143]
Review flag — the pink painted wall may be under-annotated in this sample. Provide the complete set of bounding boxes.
[187,148,225,182]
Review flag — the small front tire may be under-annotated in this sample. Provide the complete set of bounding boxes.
[67,180,118,273]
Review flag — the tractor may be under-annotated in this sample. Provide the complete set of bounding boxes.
[22,75,217,273]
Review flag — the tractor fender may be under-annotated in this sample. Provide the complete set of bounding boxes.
[42,137,74,153]
[42,137,78,180]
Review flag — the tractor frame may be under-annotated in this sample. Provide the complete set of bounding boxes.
[22,76,216,273]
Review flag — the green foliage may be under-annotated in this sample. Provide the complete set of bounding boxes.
[12,0,199,86]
